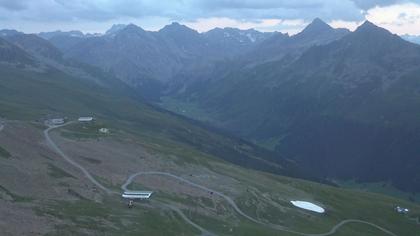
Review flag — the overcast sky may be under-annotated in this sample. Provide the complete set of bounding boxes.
[1,0,420,35]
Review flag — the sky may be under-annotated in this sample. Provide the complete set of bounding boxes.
[0,0,420,35]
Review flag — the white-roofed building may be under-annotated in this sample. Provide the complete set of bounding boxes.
[50,118,65,125]
[99,128,109,134]
[122,191,153,200]
[78,117,94,122]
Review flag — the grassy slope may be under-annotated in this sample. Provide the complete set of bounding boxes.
[42,119,420,236]
[0,64,304,179]
[31,132,420,236]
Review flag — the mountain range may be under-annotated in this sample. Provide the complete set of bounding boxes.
[171,20,420,193]
[36,23,272,101]
[2,18,420,196]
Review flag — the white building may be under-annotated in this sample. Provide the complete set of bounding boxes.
[395,206,409,214]
[78,117,94,122]
[122,191,153,200]
[50,118,65,125]
[99,128,109,134]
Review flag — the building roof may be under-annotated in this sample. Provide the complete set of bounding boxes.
[50,118,65,124]
[78,117,93,121]
[123,191,153,195]
[122,191,153,199]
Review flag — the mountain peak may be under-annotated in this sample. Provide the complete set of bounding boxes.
[312,17,326,24]
[125,23,142,30]
[160,22,197,34]
[119,24,146,35]
[303,18,332,33]
[38,30,85,40]
[170,22,181,26]
[356,20,380,31]
[105,24,127,35]
[354,20,393,36]
[0,29,22,37]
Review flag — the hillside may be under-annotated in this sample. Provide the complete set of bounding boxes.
[0,36,299,178]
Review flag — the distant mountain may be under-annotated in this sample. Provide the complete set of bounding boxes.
[165,20,420,193]
[48,23,269,100]
[203,27,274,57]
[401,34,420,45]
[168,18,350,96]
[38,30,100,53]
[3,33,63,61]
[0,37,35,65]
[249,18,350,64]
[60,24,177,100]
[0,29,23,37]
[38,30,86,40]
[1,32,130,89]
[158,22,204,55]
[105,24,127,36]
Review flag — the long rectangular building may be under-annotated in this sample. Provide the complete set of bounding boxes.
[78,117,94,122]
[122,191,153,200]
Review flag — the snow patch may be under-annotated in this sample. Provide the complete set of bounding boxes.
[246,33,256,42]
[290,201,325,213]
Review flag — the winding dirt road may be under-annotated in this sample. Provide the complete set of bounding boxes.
[160,202,215,236]
[44,122,213,235]
[44,123,117,195]
[45,121,398,236]
[123,172,398,236]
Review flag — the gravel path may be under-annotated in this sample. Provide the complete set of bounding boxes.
[44,122,117,195]
[122,173,398,236]
[159,201,215,236]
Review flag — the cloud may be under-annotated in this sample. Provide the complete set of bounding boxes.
[0,0,364,22]
[365,2,420,34]
[0,0,28,11]
[350,0,401,10]
[191,0,322,10]
[329,20,363,31]
[0,0,419,35]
